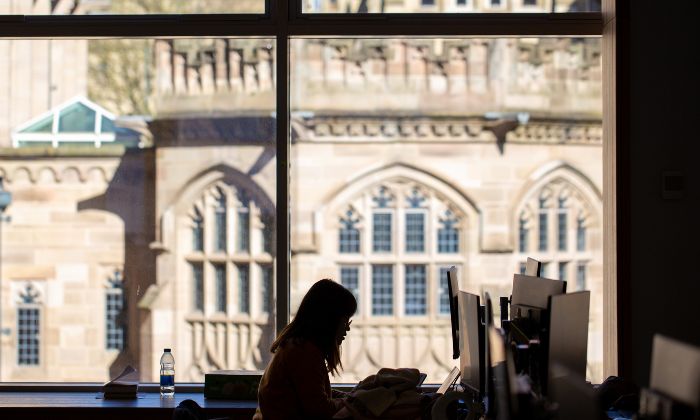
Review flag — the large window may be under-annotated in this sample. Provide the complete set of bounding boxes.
[0,0,605,385]
[291,35,602,383]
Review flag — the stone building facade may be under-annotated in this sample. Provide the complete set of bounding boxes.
[0,0,603,384]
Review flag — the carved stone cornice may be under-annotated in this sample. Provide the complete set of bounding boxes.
[293,115,602,146]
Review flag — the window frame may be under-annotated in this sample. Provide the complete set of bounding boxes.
[0,0,617,386]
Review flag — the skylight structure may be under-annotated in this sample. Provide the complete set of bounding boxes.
[11,96,139,148]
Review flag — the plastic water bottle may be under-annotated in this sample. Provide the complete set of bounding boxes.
[160,348,175,396]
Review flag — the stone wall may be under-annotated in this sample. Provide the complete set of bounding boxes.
[0,148,152,381]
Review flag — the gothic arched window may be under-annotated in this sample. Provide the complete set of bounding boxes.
[516,178,594,284]
[185,182,273,317]
[335,181,465,318]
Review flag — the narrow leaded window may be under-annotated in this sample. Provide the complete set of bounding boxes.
[438,210,459,253]
[540,262,549,278]
[215,264,227,313]
[17,307,40,366]
[576,262,587,291]
[193,263,204,311]
[538,198,548,251]
[238,264,250,314]
[237,192,250,253]
[519,262,527,275]
[214,191,227,252]
[558,262,568,282]
[105,270,125,351]
[340,266,360,310]
[577,217,586,251]
[405,213,425,252]
[261,265,273,313]
[438,267,451,315]
[557,198,567,251]
[339,208,360,253]
[192,207,204,252]
[372,265,393,315]
[106,291,124,350]
[405,265,427,315]
[373,213,392,252]
[518,214,529,253]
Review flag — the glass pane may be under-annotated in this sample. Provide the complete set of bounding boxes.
[59,102,96,132]
[21,116,53,133]
[303,0,601,13]
[290,37,603,383]
[0,37,276,382]
[101,116,116,133]
[1,1,265,15]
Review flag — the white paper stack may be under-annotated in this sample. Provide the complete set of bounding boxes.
[103,365,139,399]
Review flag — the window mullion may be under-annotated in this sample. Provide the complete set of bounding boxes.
[274,0,290,337]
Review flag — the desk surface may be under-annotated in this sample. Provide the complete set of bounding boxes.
[0,391,257,420]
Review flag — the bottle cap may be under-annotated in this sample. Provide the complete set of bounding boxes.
[164,348,171,352]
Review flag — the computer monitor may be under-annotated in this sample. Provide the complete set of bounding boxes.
[458,290,483,397]
[525,257,542,276]
[545,291,590,396]
[649,334,700,410]
[447,266,460,360]
[483,293,494,414]
[511,274,567,314]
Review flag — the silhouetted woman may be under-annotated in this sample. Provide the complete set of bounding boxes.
[253,279,357,420]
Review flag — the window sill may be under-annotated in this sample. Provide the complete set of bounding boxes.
[0,383,204,392]
[0,381,439,393]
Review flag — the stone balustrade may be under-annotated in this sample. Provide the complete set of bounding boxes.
[184,315,454,383]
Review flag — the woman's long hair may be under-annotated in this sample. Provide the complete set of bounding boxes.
[271,279,357,375]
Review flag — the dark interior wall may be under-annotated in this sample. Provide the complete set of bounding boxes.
[622,0,700,386]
